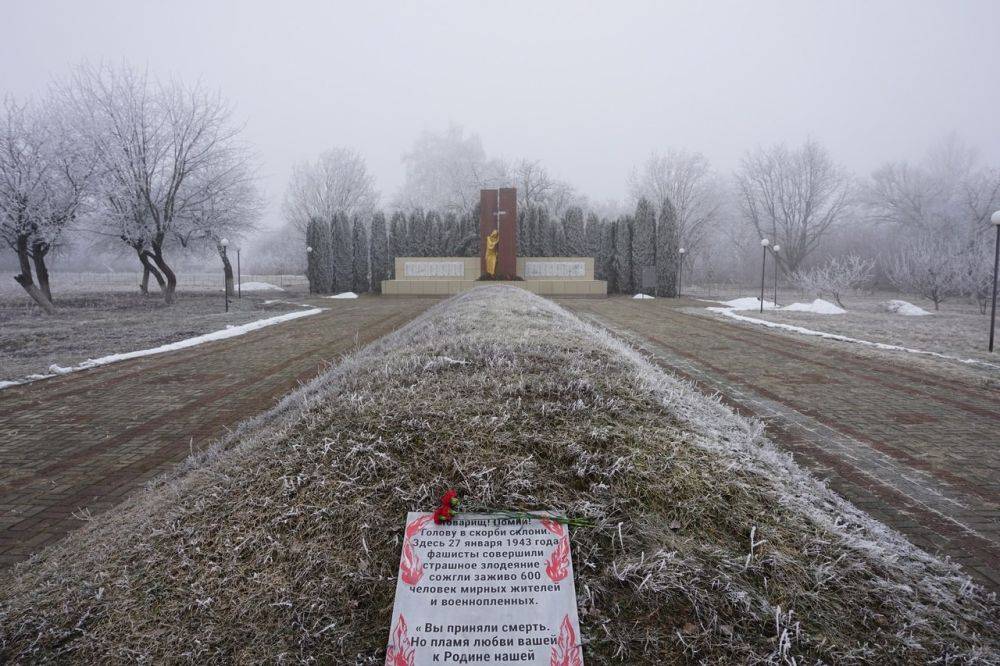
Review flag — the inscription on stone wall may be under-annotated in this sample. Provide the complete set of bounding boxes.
[404,261,466,278]
[523,261,586,278]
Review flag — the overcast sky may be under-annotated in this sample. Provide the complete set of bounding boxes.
[2,0,998,228]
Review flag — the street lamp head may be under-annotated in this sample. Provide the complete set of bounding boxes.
[761,238,770,247]
[773,245,781,253]
[220,238,229,247]
[306,245,313,253]
[679,247,686,255]
[991,210,1000,226]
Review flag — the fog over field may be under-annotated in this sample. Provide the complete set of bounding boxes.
[2,0,998,228]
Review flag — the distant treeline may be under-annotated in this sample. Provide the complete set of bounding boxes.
[305,197,683,296]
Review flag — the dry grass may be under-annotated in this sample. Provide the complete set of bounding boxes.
[0,286,997,664]
[0,291,301,380]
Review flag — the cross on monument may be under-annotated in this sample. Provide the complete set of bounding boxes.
[493,188,507,232]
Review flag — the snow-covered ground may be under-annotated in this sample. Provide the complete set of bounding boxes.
[0,307,324,390]
[782,298,846,314]
[0,292,307,384]
[238,281,284,292]
[699,292,1000,377]
[715,296,778,310]
[325,291,359,299]
[632,293,655,299]
[882,299,932,316]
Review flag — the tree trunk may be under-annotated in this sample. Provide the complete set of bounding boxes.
[150,238,177,304]
[217,243,235,297]
[136,248,166,295]
[31,242,52,303]
[13,235,55,314]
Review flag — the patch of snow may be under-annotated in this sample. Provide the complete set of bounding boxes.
[0,308,325,391]
[262,299,313,308]
[719,297,778,311]
[782,299,846,315]
[882,300,932,316]
[237,281,284,292]
[707,307,1000,370]
[326,292,359,299]
[633,293,655,299]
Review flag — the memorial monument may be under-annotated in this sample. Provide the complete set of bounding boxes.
[381,188,607,296]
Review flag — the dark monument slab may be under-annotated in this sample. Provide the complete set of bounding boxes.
[479,188,517,280]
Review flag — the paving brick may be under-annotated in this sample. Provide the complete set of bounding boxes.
[0,297,434,569]
[565,297,1000,592]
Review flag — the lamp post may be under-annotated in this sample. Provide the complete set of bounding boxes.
[759,238,770,313]
[989,211,1000,352]
[678,248,686,298]
[306,245,313,294]
[771,244,781,306]
[221,237,230,313]
[236,247,242,299]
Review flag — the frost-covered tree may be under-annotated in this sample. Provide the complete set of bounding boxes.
[331,212,353,292]
[426,211,443,256]
[548,217,566,257]
[631,198,657,292]
[794,254,875,308]
[600,222,616,291]
[952,241,996,314]
[511,158,575,216]
[407,210,427,256]
[370,212,388,292]
[0,96,94,312]
[736,140,852,274]
[63,62,249,304]
[562,206,585,256]
[884,234,962,310]
[305,217,333,294]
[538,207,557,256]
[387,211,406,277]
[614,217,633,294]
[516,210,528,256]
[175,152,264,297]
[282,147,378,236]
[656,198,680,297]
[865,135,1000,240]
[628,149,722,256]
[394,124,507,213]
[585,213,601,260]
[352,216,369,293]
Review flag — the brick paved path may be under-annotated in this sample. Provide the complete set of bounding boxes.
[564,298,1000,591]
[0,298,434,568]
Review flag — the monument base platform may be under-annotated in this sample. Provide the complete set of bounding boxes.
[381,279,607,297]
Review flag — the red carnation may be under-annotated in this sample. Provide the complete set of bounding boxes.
[433,506,453,525]
[441,489,459,508]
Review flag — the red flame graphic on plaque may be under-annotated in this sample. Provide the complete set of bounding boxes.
[541,519,571,583]
[550,615,583,666]
[400,514,434,585]
[385,614,415,666]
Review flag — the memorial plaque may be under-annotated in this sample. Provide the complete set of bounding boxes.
[404,261,466,278]
[523,261,586,279]
[385,512,584,665]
